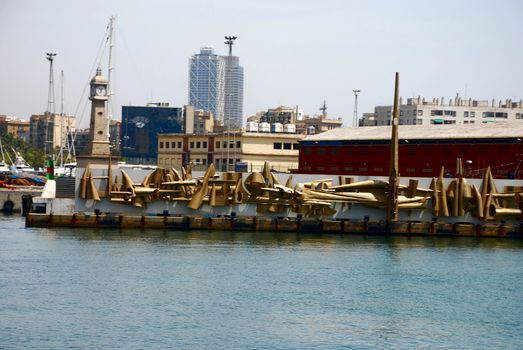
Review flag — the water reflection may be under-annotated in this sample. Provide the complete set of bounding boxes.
[33,225,523,250]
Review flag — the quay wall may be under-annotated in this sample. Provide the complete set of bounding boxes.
[25,213,523,238]
[0,187,42,213]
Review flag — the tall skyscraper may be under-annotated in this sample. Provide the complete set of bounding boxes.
[188,46,225,124]
[188,45,244,128]
[223,55,244,129]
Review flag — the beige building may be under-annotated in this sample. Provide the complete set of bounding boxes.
[297,115,343,134]
[158,131,302,172]
[29,113,75,151]
[0,115,30,141]
[374,95,523,126]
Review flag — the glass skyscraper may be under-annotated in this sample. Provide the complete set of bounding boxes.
[188,46,244,128]
[223,55,244,129]
[188,47,225,124]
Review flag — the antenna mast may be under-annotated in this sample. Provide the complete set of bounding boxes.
[45,52,57,159]
[224,35,237,171]
[320,100,327,117]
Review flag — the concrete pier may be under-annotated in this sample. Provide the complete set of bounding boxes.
[25,213,523,238]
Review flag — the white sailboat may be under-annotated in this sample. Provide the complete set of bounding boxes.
[10,148,38,175]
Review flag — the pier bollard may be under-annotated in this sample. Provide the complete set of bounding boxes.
[498,222,507,236]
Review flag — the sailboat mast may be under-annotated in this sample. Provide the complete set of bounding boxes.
[58,69,65,167]
[106,16,115,138]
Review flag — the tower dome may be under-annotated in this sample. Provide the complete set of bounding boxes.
[90,67,107,84]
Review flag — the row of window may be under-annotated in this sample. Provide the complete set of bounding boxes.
[273,142,300,150]
[388,109,519,119]
[216,141,241,149]
[159,141,183,149]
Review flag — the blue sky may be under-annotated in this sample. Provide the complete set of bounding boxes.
[0,0,521,128]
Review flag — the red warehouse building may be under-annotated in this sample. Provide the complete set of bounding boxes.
[298,122,523,179]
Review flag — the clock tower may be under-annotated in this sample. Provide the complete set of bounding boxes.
[77,67,119,168]
[87,67,110,156]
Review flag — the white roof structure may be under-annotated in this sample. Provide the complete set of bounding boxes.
[303,122,523,142]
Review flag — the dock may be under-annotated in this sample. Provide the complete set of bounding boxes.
[25,213,523,238]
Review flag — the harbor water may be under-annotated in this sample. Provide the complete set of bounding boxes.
[1,215,523,349]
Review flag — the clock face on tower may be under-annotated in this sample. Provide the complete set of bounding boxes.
[95,86,106,96]
[91,85,106,97]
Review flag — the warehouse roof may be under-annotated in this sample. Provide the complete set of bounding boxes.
[303,122,523,142]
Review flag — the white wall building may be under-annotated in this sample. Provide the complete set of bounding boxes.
[374,95,523,126]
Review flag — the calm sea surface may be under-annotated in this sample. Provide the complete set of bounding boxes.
[1,215,522,349]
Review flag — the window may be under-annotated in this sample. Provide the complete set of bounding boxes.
[223,141,227,148]
[400,111,404,116]
[165,142,170,148]
[293,143,300,150]
[470,111,475,117]
[236,141,241,148]
[417,118,423,125]
[516,113,523,119]
[190,141,194,148]
[229,141,235,149]
[495,112,508,118]
[464,111,469,118]
[196,141,201,148]
[283,143,292,150]
[431,110,443,116]
[417,110,423,116]
[216,141,220,149]
[159,142,164,148]
[483,111,495,118]
[273,142,282,149]
[203,141,207,148]
[444,110,456,117]
[171,142,175,148]
[178,142,182,148]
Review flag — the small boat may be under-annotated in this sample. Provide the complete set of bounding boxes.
[10,150,38,175]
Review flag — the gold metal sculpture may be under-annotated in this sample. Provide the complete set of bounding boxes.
[77,159,522,221]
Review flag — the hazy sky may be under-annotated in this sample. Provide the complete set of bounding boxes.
[1,0,521,128]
